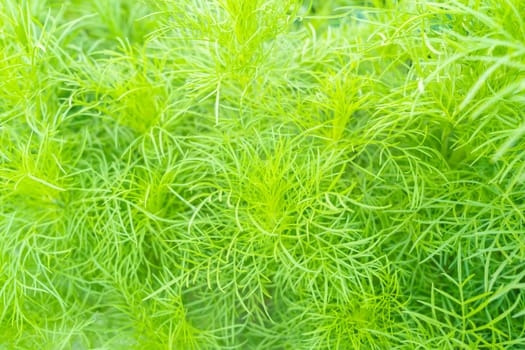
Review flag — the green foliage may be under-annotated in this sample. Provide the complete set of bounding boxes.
[1,0,525,348]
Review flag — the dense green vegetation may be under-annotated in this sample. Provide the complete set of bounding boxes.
[1,0,524,348]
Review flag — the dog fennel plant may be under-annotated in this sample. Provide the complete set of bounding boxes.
[1,0,525,348]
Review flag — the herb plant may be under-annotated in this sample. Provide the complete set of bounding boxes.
[1,0,524,349]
